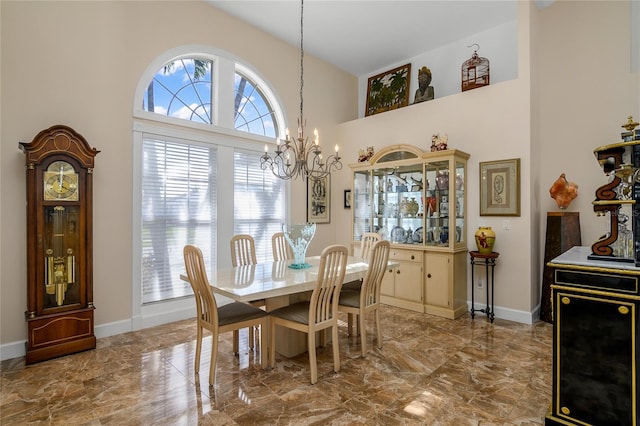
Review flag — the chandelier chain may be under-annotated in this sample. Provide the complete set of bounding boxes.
[300,0,304,122]
[259,0,342,181]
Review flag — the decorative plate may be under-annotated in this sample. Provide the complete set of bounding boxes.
[391,226,405,243]
[413,227,423,243]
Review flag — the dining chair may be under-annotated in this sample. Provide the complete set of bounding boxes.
[183,245,267,386]
[342,232,382,293]
[338,239,390,357]
[230,234,257,267]
[269,244,348,384]
[271,231,293,261]
[230,234,263,352]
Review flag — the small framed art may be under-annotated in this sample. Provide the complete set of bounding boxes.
[344,189,351,209]
[479,158,520,216]
[307,175,331,223]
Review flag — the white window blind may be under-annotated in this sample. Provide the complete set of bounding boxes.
[233,150,287,263]
[141,137,217,304]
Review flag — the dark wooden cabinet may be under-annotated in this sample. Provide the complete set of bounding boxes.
[19,125,99,364]
[546,246,639,426]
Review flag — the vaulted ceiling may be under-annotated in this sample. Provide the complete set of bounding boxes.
[207,1,523,76]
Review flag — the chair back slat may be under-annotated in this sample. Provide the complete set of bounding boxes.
[230,234,257,267]
[272,232,293,261]
[361,240,391,307]
[183,245,219,328]
[359,232,382,261]
[309,245,348,325]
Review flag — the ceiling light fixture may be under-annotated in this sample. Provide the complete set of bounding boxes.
[260,0,342,181]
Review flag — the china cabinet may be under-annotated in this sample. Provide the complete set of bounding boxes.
[351,145,469,318]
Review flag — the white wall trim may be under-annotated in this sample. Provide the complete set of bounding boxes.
[466,301,540,325]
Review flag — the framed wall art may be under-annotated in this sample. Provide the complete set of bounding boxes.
[344,189,351,209]
[307,175,331,223]
[365,63,411,117]
[479,158,520,216]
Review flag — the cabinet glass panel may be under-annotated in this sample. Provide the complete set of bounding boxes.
[455,160,465,246]
[353,170,371,241]
[425,160,450,247]
[372,164,423,245]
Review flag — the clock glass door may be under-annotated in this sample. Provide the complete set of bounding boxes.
[42,204,82,310]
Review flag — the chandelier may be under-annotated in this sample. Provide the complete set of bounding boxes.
[260,0,342,181]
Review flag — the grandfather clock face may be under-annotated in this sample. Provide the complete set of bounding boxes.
[43,160,79,201]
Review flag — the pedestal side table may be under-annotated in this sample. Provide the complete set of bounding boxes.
[469,251,500,323]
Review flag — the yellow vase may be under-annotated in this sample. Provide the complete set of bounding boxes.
[474,227,496,254]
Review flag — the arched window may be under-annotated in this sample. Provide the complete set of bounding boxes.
[141,55,280,138]
[133,47,288,313]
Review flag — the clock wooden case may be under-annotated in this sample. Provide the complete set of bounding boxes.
[19,125,99,364]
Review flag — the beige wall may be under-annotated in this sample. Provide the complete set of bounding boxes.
[335,1,640,321]
[2,0,639,355]
[0,1,357,351]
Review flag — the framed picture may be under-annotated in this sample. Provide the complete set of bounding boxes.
[365,63,411,117]
[307,175,331,223]
[344,189,351,209]
[479,158,521,216]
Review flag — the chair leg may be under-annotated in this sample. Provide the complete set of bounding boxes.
[347,313,353,336]
[269,321,276,368]
[195,325,203,373]
[209,334,219,387]
[308,330,318,384]
[375,307,382,349]
[249,326,255,351]
[259,322,267,369]
[233,330,239,355]
[356,314,361,337]
[359,310,367,358]
[332,324,340,373]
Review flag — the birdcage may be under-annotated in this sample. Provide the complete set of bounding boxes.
[461,44,490,92]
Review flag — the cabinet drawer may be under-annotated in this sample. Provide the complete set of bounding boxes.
[554,269,639,295]
[389,249,421,263]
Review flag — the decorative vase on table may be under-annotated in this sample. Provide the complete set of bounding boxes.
[283,223,317,269]
[475,226,496,255]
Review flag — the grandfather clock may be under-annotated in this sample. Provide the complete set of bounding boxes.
[19,125,99,364]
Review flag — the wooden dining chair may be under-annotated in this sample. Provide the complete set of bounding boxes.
[269,244,348,384]
[271,231,293,261]
[230,234,264,352]
[183,245,267,386]
[338,239,390,357]
[342,232,381,292]
[230,234,257,267]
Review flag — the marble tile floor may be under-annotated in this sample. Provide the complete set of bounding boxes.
[1,305,553,425]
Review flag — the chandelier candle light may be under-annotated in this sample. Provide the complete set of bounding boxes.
[260,0,342,181]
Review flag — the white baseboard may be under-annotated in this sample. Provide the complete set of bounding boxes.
[467,301,542,324]
[0,305,196,362]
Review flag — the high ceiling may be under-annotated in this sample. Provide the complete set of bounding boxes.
[207,1,521,77]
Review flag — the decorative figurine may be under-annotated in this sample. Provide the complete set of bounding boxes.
[358,146,374,162]
[413,66,434,104]
[549,173,579,209]
[431,133,448,151]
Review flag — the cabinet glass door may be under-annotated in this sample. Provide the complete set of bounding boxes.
[425,159,450,247]
[353,170,371,241]
[454,160,465,247]
[372,164,423,245]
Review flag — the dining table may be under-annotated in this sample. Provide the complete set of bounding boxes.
[181,255,397,357]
